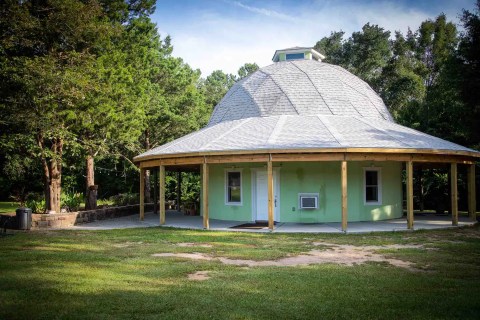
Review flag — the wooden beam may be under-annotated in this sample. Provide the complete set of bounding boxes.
[159,165,165,225]
[267,158,274,230]
[451,163,458,226]
[468,164,476,221]
[346,153,475,164]
[341,161,348,232]
[135,146,480,164]
[207,154,269,163]
[140,157,204,168]
[139,168,145,221]
[272,153,344,162]
[138,151,476,169]
[406,161,414,229]
[202,162,209,229]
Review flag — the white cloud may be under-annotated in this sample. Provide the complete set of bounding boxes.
[230,1,300,23]
[160,1,470,77]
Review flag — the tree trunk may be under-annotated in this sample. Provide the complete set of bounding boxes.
[144,129,151,203]
[85,154,97,210]
[39,137,63,213]
[41,156,51,212]
[48,162,61,213]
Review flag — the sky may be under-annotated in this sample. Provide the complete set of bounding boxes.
[151,0,475,77]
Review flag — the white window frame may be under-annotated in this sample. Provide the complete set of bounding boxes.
[225,169,243,206]
[363,167,382,205]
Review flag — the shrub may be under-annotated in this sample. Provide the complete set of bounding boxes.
[25,193,46,214]
[61,192,83,212]
[109,193,139,206]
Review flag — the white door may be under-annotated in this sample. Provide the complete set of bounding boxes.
[255,171,279,221]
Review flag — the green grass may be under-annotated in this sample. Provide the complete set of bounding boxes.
[0,201,17,214]
[1,226,479,319]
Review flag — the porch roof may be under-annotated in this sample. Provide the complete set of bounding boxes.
[135,114,479,162]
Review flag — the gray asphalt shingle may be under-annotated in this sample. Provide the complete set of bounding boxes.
[135,59,477,161]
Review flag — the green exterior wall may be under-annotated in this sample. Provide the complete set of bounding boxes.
[208,164,255,221]
[279,53,286,61]
[205,161,403,223]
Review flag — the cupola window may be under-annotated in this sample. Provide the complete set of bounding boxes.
[286,53,305,60]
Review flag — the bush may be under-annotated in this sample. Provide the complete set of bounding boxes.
[61,192,83,212]
[25,193,46,214]
[109,193,139,206]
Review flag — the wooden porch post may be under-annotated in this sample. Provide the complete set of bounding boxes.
[468,164,476,221]
[140,167,145,221]
[406,161,414,229]
[451,163,458,226]
[341,160,348,232]
[267,157,274,230]
[202,162,209,229]
[159,165,165,225]
[152,168,158,214]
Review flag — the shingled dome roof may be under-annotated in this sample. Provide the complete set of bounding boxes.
[208,60,393,126]
[135,53,479,162]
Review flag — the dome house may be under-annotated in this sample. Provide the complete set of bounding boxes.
[134,47,479,231]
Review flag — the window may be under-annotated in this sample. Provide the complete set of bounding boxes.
[225,170,242,205]
[286,53,305,60]
[364,168,382,205]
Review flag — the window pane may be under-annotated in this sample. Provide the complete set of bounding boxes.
[366,171,378,186]
[286,53,304,60]
[229,187,241,202]
[227,172,241,203]
[228,172,240,187]
[366,186,378,202]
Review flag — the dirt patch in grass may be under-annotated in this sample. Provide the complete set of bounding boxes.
[176,242,213,248]
[153,243,423,270]
[112,241,144,248]
[187,271,211,281]
[152,252,213,260]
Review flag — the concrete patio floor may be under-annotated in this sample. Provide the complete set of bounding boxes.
[68,210,476,233]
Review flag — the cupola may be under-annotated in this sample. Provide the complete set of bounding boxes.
[272,47,325,62]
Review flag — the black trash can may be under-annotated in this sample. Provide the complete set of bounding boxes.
[16,208,32,230]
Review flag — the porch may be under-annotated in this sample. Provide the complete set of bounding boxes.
[137,153,477,232]
[70,210,476,233]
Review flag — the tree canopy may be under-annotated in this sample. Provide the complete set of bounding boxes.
[0,1,478,212]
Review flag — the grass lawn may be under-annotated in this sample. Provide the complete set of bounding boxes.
[0,201,17,214]
[1,226,479,319]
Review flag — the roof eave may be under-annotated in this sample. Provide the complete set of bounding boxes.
[134,147,480,164]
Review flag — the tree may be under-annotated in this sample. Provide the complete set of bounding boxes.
[0,0,115,212]
[380,30,425,120]
[344,23,391,91]
[314,31,346,65]
[237,63,259,79]
[458,1,480,149]
[0,0,158,212]
[314,24,391,92]
[200,70,236,111]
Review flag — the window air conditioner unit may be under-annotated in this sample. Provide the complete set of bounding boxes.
[299,193,319,209]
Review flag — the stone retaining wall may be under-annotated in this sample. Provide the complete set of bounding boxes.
[74,203,154,224]
[30,203,154,229]
[31,212,77,229]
